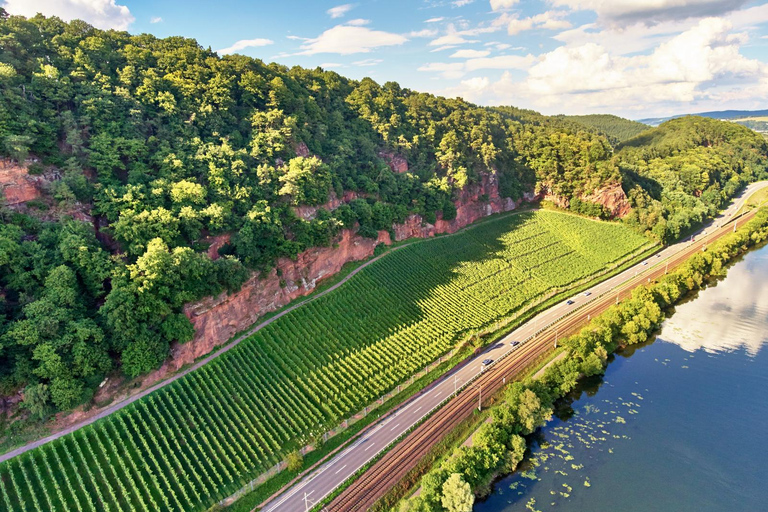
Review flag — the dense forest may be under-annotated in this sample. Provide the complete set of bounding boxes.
[0,11,766,416]
[559,114,650,144]
[617,116,768,242]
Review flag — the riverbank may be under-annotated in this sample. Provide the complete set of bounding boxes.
[393,206,768,512]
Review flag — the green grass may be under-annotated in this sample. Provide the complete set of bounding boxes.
[0,210,651,512]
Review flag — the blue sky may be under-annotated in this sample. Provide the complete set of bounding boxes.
[5,0,768,118]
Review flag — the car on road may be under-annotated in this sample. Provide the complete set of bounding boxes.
[482,358,494,366]
[583,291,591,297]
[643,261,648,265]
[510,341,520,347]
[566,299,575,305]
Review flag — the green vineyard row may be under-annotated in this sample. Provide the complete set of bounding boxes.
[0,210,650,512]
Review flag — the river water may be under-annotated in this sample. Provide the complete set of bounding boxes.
[475,243,768,512]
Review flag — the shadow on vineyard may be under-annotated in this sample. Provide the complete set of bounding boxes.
[0,210,650,512]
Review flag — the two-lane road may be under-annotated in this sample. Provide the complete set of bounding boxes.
[261,181,768,512]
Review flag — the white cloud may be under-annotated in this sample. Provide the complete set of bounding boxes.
[428,21,502,47]
[550,0,750,26]
[327,3,354,18]
[450,49,491,58]
[410,28,439,38]
[453,0,475,6]
[3,0,134,30]
[418,62,467,79]
[287,35,309,41]
[420,53,534,78]
[150,16,163,24]
[431,45,459,52]
[425,17,445,23]
[217,38,274,55]
[490,0,518,11]
[319,62,345,68]
[494,17,768,113]
[507,17,535,34]
[346,18,370,26]
[429,33,480,46]
[297,25,407,55]
[506,10,571,34]
[465,54,535,70]
[353,58,383,66]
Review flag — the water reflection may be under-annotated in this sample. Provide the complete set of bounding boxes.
[657,250,768,356]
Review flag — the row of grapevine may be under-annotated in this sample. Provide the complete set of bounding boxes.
[0,210,652,511]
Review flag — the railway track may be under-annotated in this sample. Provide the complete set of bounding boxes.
[326,207,761,512]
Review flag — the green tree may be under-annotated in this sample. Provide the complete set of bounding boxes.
[441,473,474,512]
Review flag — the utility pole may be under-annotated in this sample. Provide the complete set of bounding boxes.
[616,290,620,305]
[454,374,461,395]
[554,326,558,348]
[477,384,482,411]
[665,260,669,274]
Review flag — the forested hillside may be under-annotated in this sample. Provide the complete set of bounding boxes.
[560,114,649,144]
[0,11,765,416]
[617,116,768,242]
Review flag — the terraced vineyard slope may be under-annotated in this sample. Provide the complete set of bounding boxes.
[0,210,652,512]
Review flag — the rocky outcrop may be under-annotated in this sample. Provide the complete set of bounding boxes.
[292,190,359,220]
[174,171,520,372]
[0,159,41,205]
[177,228,390,371]
[378,150,409,174]
[204,233,231,260]
[582,184,631,218]
[542,182,631,218]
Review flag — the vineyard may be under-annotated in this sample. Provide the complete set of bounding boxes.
[0,210,652,512]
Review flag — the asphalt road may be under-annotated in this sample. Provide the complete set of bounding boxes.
[262,180,768,512]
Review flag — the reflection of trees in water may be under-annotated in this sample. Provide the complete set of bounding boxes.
[657,247,768,356]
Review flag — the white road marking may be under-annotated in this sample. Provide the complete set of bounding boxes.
[335,464,347,475]
[414,406,422,413]
[364,442,375,451]
[391,423,400,431]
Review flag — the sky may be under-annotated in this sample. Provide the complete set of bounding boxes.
[4,0,768,119]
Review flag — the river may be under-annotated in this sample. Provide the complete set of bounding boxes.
[474,243,768,512]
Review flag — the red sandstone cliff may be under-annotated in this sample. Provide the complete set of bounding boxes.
[0,159,41,205]
[542,183,630,219]
[176,172,519,373]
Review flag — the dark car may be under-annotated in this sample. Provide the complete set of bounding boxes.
[482,359,494,366]
[510,341,520,347]
[566,299,575,305]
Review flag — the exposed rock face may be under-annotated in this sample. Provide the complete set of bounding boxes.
[0,159,41,205]
[204,233,231,260]
[583,184,631,218]
[378,150,409,174]
[542,183,631,218]
[176,171,519,371]
[292,190,358,220]
[178,229,390,371]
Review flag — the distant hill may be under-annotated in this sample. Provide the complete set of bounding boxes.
[558,114,650,144]
[639,109,768,127]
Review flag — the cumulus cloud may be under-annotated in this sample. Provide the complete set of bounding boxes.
[482,17,768,113]
[506,10,571,34]
[490,0,518,11]
[353,58,383,66]
[550,0,750,26]
[3,0,134,30]
[410,28,439,38]
[150,16,163,24]
[297,25,407,55]
[217,38,274,55]
[327,3,354,18]
[450,49,491,58]
[420,53,535,78]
